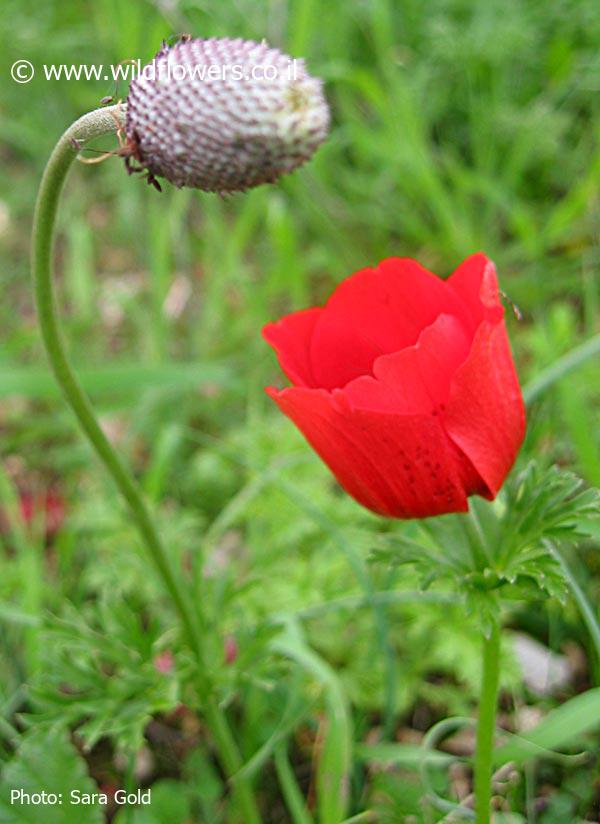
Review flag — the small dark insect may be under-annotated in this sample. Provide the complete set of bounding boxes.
[119,129,163,191]
[100,95,114,105]
[164,32,192,47]
[75,106,162,191]
[500,290,523,321]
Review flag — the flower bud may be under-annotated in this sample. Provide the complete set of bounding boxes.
[125,37,330,192]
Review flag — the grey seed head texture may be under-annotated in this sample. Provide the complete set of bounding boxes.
[125,37,330,192]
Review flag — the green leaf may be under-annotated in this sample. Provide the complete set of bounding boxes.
[355,742,454,768]
[375,463,597,619]
[499,463,599,568]
[271,620,352,824]
[28,599,180,752]
[0,728,103,823]
[494,687,600,765]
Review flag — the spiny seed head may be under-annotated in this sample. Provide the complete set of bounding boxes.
[125,37,330,193]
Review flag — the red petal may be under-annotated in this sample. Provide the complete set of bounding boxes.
[266,386,470,518]
[262,307,323,387]
[309,258,475,390]
[341,314,471,415]
[447,253,504,328]
[443,318,526,498]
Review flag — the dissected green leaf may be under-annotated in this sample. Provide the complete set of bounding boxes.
[372,462,598,627]
[28,599,180,752]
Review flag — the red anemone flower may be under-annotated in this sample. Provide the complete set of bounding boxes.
[263,253,525,519]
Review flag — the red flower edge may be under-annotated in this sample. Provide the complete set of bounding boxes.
[263,254,526,519]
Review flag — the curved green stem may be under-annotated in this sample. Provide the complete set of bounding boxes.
[31,106,261,824]
[474,620,501,824]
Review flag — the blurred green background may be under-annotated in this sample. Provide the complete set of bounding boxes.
[0,0,599,821]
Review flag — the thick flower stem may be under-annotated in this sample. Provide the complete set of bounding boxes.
[31,107,261,824]
[474,620,501,824]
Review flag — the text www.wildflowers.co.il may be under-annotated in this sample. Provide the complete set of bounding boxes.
[10,58,299,85]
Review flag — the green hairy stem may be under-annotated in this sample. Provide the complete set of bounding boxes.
[31,106,261,824]
[474,620,501,824]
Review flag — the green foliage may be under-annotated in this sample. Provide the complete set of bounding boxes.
[28,598,181,753]
[374,463,599,633]
[1,0,600,819]
[499,463,599,563]
[0,728,103,823]
[272,619,352,824]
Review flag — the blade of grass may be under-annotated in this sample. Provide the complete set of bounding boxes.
[274,741,315,824]
[271,619,352,824]
[523,333,600,405]
[547,542,600,678]
[493,687,600,765]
